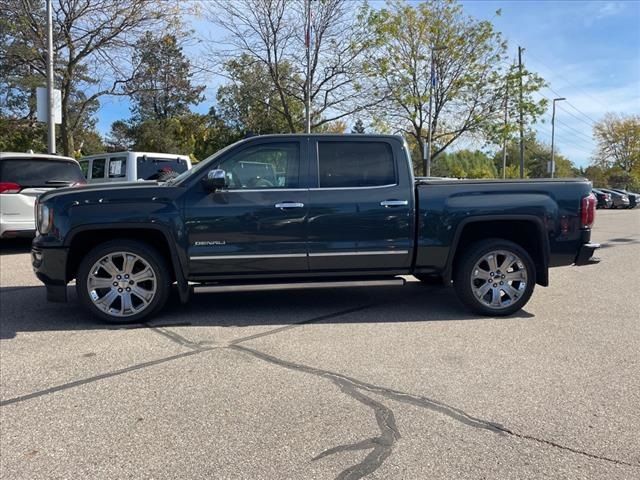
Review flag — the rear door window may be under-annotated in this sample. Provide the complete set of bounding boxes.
[317,141,396,188]
[91,158,106,180]
[108,156,127,179]
[0,158,84,187]
[136,156,189,181]
[79,159,90,178]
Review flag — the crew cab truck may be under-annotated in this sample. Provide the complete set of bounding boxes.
[32,134,600,323]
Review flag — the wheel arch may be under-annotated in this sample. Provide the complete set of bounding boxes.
[65,224,189,302]
[444,215,550,287]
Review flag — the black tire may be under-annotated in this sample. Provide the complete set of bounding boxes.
[453,238,535,316]
[76,240,171,324]
[413,274,443,285]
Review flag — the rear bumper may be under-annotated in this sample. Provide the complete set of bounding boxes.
[575,243,601,266]
[32,246,69,302]
[1,219,36,238]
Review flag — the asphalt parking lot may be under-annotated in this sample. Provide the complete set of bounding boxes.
[1,209,639,479]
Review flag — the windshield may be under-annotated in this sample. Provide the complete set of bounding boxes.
[0,158,85,187]
[165,141,243,186]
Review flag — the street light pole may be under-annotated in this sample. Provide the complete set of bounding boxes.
[46,0,56,154]
[551,97,566,178]
[425,46,439,177]
[305,0,312,134]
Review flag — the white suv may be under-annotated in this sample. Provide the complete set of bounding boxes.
[79,151,191,184]
[0,153,85,238]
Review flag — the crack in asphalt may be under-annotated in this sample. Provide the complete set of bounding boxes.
[2,300,638,473]
[231,344,639,472]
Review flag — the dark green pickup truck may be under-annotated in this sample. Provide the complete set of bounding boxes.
[32,134,599,323]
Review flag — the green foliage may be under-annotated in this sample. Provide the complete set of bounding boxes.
[351,119,366,134]
[127,33,205,121]
[593,113,640,175]
[107,109,242,161]
[216,54,304,134]
[363,0,547,166]
[432,150,498,178]
[494,132,577,178]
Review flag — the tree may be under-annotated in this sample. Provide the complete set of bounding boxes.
[1,0,172,155]
[351,118,366,134]
[593,113,640,176]
[205,0,380,132]
[126,32,205,121]
[495,132,577,179]
[106,109,243,161]
[364,0,546,170]
[216,54,302,134]
[432,150,498,178]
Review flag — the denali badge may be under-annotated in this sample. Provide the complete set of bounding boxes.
[194,240,226,246]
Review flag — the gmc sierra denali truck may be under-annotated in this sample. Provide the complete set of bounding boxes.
[32,134,600,323]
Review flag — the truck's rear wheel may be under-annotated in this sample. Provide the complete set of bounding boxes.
[76,240,170,323]
[454,239,535,316]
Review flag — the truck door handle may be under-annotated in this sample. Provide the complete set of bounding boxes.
[275,202,305,209]
[380,200,408,207]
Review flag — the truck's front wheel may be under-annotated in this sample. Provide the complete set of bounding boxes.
[454,239,535,316]
[76,240,171,323]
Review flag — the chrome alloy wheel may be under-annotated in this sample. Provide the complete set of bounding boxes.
[86,252,157,318]
[470,249,528,310]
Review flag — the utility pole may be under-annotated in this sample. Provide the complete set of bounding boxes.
[46,0,56,154]
[425,47,438,177]
[518,46,524,179]
[550,97,566,178]
[502,77,509,179]
[305,0,312,134]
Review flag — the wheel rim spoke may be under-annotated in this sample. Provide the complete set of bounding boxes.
[131,285,154,304]
[476,283,491,298]
[122,254,136,275]
[99,256,119,277]
[89,277,115,289]
[94,289,119,311]
[486,254,498,272]
[490,288,501,307]
[120,292,134,315]
[132,267,154,282]
[473,268,491,280]
[498,254,515,272]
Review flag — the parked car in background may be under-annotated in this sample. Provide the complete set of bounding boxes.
[609,188,638,208]
[598,188,630,209]
[592,188,613,209]
[1,152,85,239]
[79,152,191,184]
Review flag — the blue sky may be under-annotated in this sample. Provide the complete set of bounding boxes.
[96,0,640,168]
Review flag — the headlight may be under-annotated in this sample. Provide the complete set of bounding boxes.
[37,203,52,234]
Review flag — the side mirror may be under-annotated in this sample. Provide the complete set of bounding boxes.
[202,169,227,192]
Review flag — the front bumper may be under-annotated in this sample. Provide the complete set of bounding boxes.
[32,246,69,302]
[575,243,601,266]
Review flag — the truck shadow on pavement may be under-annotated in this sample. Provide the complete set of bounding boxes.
[0,283,534,340]
[0,238,33,256]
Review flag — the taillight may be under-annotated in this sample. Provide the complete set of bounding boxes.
[581,193,596,229]
[0,182,21,194]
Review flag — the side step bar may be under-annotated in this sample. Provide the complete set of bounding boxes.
[193,278,405,294]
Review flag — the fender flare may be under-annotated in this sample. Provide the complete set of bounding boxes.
[442,214,550,286]
[65,223,190,303]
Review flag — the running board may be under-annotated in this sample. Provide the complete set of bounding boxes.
[193,278,405,294]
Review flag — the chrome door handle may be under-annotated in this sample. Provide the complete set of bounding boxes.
[380,200,408,207]
[275,202,305,209]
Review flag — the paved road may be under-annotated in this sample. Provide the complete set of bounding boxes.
[1,209,639,479]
